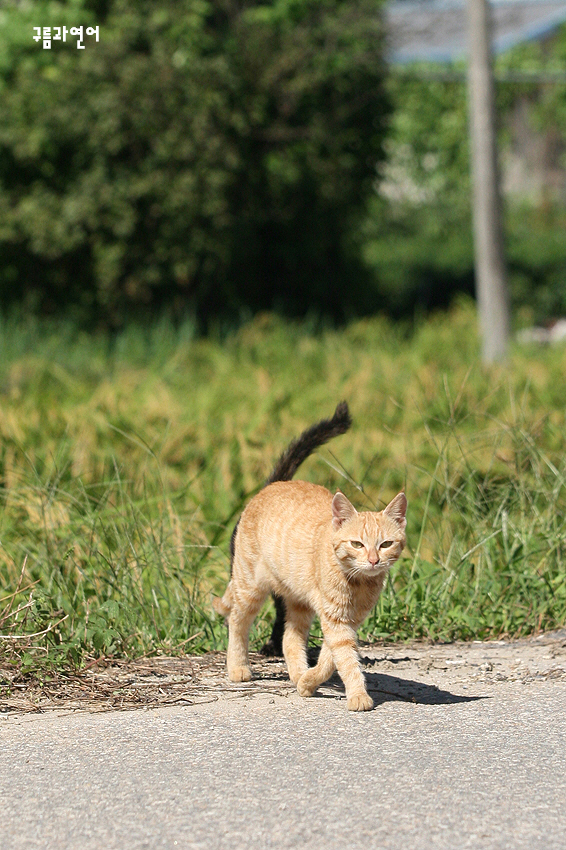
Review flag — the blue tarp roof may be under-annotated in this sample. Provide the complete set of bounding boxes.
[386,0,566,63]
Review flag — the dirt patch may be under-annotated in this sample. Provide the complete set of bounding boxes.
[0,652,296,714]
[1,630,565,714]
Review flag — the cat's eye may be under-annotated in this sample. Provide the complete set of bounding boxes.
[380,540,395,549]
[350,540,364,549]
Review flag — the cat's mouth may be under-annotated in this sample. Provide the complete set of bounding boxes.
[349,561,389,576]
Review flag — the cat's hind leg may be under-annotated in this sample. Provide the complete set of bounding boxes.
[282,601,313,685]
[296,641,336,697]
[226,593,266,681]
[222,569,268,682]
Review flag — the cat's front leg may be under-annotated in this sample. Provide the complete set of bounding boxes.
[297,641,335,697]
[320,618,373,711]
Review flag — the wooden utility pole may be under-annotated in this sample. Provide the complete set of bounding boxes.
[467,0,510,363]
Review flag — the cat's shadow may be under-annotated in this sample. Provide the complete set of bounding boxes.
[261,649,484,707]
[325,652,485,706]
[318,668,484,707]
[364,671,483,707]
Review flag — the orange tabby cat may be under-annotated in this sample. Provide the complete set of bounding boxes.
[213,403,407,711]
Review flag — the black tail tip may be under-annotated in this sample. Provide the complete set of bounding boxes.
[333,401,352,429]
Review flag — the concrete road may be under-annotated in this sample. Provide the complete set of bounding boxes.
[1,637,566,850]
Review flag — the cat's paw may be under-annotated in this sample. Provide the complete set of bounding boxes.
[288,666,309,686]
[347,692,374,712]
[297,673,316,697]
[228,665,252,682]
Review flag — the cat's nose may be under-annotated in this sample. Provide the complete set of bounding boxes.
[368,551,379,566]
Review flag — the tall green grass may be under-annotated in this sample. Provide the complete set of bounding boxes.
[1,300,566,672]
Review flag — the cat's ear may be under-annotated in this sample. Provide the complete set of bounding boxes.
[332,491,357,529]
[383,492,407,529]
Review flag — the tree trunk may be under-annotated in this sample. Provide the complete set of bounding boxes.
[467,0,510,363]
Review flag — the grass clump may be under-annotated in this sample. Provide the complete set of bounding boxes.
[1,299,566,676]
[0,458,222,669]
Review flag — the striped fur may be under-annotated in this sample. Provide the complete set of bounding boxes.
[213,405,407,711]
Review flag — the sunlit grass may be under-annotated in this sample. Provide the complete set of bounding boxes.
[1,298,566,673]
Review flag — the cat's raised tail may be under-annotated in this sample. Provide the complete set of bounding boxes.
[264,400,352,486]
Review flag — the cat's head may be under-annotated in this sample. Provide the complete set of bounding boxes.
[331,491,407,578]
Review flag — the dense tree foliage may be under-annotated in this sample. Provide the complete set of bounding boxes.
[1,1,565,326]
[0,0,389,325]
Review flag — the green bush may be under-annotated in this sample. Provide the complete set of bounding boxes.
[0,0,389,325]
